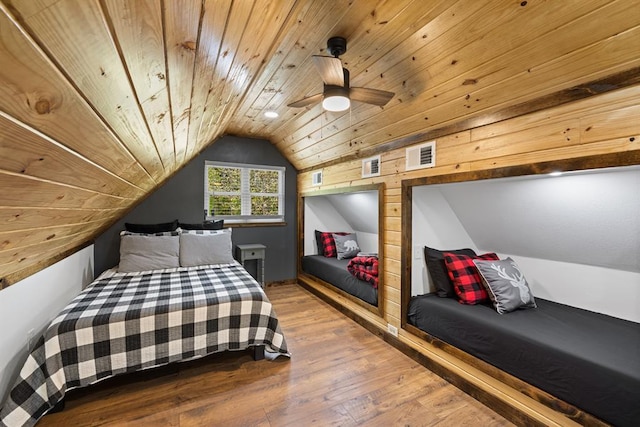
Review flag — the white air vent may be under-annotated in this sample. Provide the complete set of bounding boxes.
[362,155,381,178]
[406,141,436,171]
[311,170,323,186]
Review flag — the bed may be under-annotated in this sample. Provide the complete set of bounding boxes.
[0,257,289,427]
[407,293,640,427]
[301,255,378,306]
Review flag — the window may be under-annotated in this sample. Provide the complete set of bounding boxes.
[205,161,285,223]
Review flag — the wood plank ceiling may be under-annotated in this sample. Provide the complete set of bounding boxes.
[1,0,639,286]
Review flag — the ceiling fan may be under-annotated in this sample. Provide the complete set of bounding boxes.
[287,37,395,112]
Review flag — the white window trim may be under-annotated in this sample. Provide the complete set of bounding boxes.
[205,161,285,223]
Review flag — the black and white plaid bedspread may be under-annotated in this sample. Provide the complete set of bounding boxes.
[0,263,288,427]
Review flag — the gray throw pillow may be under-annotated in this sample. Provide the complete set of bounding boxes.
[473,257,537,314]
[333,233,360,260]
[119,235,180,273]
[179,230,235,267]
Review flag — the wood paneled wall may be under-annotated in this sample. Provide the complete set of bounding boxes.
[297,84,640,423]
[299,84,640,328]
[1,0,639,288]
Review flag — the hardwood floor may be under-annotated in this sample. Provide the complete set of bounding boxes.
[39,284,513,426]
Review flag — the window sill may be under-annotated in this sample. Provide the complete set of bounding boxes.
[226,221,287,228]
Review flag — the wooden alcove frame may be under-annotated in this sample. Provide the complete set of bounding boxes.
[298,183,385,318]
[400,150,640,426]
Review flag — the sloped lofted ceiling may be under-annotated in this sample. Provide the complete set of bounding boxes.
[1,0,639,286]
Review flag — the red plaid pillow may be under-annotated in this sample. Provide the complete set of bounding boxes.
[319,231,348,257]
[444,252,499,304]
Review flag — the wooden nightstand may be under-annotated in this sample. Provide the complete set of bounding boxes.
[235,244,266,287]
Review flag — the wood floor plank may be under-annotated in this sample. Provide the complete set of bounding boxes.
[38,283,512,426]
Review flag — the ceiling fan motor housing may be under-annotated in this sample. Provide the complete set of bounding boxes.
[327,36,347,57]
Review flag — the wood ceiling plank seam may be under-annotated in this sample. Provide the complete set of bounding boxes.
[401,38,640,150]
[295,47,640,169]
[470,86,640,142]
[579,105,640,144]
[278,0,551,158]
[0,207,127,233]
[191,0,256,152]
[0,1,157,189]
[265,0,396,142]
[445,121,583,166]
[188,0,240,155]
[0,109,147,198]
[469,139,640,174]
[306,0,640,162]
[0,170,134,211]
[0,232,96,262]
[277,0,449,125]
[407,1,640,118]
[0,240,94,288]
[302,83,627,169]
[184,0,232,160]
[0,217,117,252]
[228,0,354,132]
[335,0,451,79]
[100,0,174,174]
[276,0,616,160]
[11,0,165,182]
[204,0,305,147]
[160,0,201,166]
[159,0,185,168]
[306,138,638,188]
[270,0,495,153]
[0,230,96,269]
[295,70,640,173]
[233,0,384,139]
[207,0,302,141]
[0,167,133,201]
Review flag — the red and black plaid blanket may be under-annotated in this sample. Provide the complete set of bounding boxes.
[347,256,379,289]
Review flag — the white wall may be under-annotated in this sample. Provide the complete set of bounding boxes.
[412,186,477,295]
[304,191,379,255]
[410,166,640,323]
[304,197,353,255]
[488,253,640,323]
[0,246,94,405]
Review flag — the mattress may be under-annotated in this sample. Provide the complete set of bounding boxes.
[302,255,377,306]
[407,293,640,427]
[0,262,289,427]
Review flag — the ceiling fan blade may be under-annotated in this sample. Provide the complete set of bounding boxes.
[312,56,345,86]
[350,87,395,106]
[287,93,323,108]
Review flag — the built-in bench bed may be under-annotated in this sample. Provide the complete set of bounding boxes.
[299,184,384,315]
[302,255,378,306]
[408,293,640,426]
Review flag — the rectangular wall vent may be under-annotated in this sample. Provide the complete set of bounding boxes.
[362,155,381,178]
[406,141,436,171]
[311,170,323,186]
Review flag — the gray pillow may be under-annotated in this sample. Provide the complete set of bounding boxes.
[333,233,360,260]
[473,257,537,314]
[119,235,180,272]
[179,230,235,267]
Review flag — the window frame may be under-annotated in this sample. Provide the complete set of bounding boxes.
[204,160,285,224]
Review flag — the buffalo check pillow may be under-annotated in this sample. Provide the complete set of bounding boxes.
[319,231,349,257]
[444,252,499,304]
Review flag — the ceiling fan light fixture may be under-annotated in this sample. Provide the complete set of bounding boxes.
[322,86,350,111]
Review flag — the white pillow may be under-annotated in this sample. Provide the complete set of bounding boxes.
[119,235,180,273]
[179,229,235,267]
